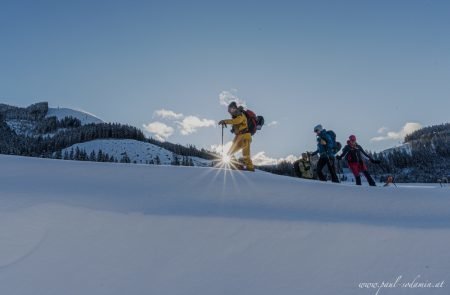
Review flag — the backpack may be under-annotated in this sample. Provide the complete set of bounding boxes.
[244,110,264,135]
[323,130,342,154]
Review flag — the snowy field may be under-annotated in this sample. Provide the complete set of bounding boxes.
[0,155,449,295]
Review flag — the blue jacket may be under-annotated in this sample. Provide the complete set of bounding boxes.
[312,129,335,158]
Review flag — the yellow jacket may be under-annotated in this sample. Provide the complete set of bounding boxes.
[223,113,248,135]
[298,159,313,179]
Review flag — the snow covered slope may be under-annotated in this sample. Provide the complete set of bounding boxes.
[382,142,413,156]
[62,139,211,166]
[4,106,103,136]
[0,155,449,295]
[46,107,103,125]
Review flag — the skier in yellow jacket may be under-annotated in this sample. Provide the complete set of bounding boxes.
[218,102,254,171]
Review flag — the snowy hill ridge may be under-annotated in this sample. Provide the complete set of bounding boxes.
[62,139,211,166]
[0,102,103,125]
[0,101,214,166]
[1,155,449,295]
[2,155,449,227]
[46,107,103,125]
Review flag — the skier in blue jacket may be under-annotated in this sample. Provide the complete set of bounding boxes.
[310,124,340,183]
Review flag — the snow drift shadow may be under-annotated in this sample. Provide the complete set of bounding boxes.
[1,155,449,229]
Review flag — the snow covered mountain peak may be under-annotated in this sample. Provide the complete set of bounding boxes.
[46,107,104,125]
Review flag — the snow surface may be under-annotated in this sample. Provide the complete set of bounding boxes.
[46,107,104,125]
[0,155,449,295]
[62,139,211,166]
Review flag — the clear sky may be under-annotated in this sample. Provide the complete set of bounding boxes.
[1,0,449,162]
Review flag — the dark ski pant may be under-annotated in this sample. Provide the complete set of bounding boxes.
[349,162,376,186]
[317,156,340,183]
[355,171,376,186]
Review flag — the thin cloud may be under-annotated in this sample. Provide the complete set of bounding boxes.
[267,121,279,127]
[371,122,422,142]
[377,127,389,134]
[154,109,184,120]
[177,116,216,135]
[219,90,247,107]
[142,121,174,141]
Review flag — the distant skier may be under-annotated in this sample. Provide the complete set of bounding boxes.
[294,153,314,179]
[336,135,380,186]
[218,102,254,171]
[384,175,396,187]
[310,124,340,183]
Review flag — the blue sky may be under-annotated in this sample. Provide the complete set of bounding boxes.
[1,0,449,162]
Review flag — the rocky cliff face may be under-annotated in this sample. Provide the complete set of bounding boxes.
[0,102,48,121]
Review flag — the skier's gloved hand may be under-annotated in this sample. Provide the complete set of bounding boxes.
[371,159,381,164]
[218,120,227,127]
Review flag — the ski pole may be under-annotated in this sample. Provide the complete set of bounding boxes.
[337,159,342,181]
[221,124,224,155]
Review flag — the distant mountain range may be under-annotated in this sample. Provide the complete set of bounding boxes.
[0,102,216,166]
[1,102,448,182]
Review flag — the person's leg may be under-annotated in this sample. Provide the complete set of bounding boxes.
[293,160,302,178]
[227,136,242,156]
[363,170,376,186]
[241,135,254,171]
[348,163,360,185]
[316,157,327,181]
[326,157,340,183]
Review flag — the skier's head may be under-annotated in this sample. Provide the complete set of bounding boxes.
[313,124,323,134]
[302,153,308,160]
[228,101,239,116]
[349,135,357,143]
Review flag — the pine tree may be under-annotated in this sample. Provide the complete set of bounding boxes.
[89,150,96,161]
[171,153,180,166]
[55,150,62,159]
[120,153,131,163]
[97,149,104,162]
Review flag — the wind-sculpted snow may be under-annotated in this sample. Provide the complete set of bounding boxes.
[0,155,449,295]
[0,155,448,227]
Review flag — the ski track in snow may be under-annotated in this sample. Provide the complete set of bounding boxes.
[0,209,48,269]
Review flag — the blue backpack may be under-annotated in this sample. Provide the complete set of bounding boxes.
[322,130,342,154]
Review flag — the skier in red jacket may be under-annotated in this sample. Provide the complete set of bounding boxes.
[337,135,380,186]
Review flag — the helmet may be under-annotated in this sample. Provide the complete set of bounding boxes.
[349,135,356,142]
[228,101,238,115]
[313,124,323,133]
[228,101,238,109]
